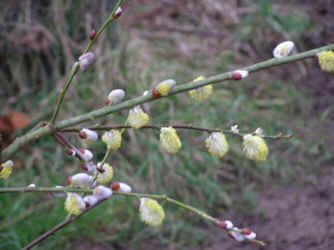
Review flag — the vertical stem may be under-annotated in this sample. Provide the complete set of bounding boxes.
[49,64,79,124]
[49,0,125,124]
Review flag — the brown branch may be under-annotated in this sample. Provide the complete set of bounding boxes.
[61,124,292,140]
[23,199,107,250]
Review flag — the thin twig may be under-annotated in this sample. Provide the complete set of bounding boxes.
[61,124,292,139]
[49,0,125,124]
[2,187,265,248]
[23,198,107,250]
[2,43,333,160]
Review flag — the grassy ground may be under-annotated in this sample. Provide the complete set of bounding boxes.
[1,1,333,249]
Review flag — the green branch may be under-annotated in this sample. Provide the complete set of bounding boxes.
[1,186,265,247]
[49,0,124,124]
[2,43,334,160]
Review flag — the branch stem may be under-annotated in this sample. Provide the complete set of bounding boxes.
[13,186,265,248]
[2,43,334,160]
[61,124,292,139]
[49,0,124,124]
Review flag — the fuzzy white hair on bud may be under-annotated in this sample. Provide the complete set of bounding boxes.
[273,41,295,58]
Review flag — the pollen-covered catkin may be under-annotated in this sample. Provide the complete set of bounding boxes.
[139,198,165,226]
[205,132,229,158]
[160,127,182,154]
[242,134,268,162]
[317,50,334,72]
[188,76,213,102]
[128,106,149,129]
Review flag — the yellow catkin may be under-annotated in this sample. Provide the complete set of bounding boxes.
[188,76,213,102]
[317,50,334,72]
[65,193,85,216]
[243,134,268,162]
[139,198,165,226]
[205,132,229,158]
[128,106,149,129]
[96,163,114,185]
[156,79,176,96]
[0,160,13,179]
[102,130,122,150]
[160,127,182,154]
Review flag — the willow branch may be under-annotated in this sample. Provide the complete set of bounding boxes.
[23,198,108,250]
[49,0,124,124]
[61,124,292,139]
[2,43,334,160]
[3,187,265,247]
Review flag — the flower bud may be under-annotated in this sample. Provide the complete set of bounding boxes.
[317,50,334,72]
[139,198,165,226]
[79,128,98,141]
[205,132,229,158]
[153,79,176,97]
[106,89,125,105]
[65,193,86,216]
[81,162,96,172]
[27,183,36,189]
[243,134,268,162]
[78,148,94,162]
[223,220,234,229]
[93,185,113,200]
[240,228,252,235]
[160,127,182,154]
[114,6,123,19]
[119,182,132,193]
[128,106,149,129]
[230,124,239,134]
[231,70,249,80]
[83,195,98,208]
[95,163,114,185]
[254,127,264,137]
[273,41,294,58]
[244,232,256,240]
[66,148,76,156]
[229,230,246,242]
[0,160,14,179]
[78,52,95,70]
[68,173,94,188]
[89,29,96,40]
[111,181,120,191]
[188,76,213,102]
[101,130,122,150]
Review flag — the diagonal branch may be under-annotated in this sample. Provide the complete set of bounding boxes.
[2,42,334,160]
[49,0,125,124]
[23,198,108,250]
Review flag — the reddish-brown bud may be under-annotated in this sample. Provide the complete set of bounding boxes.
[218,220,227,229]
[66,149,75,156]
[114,6,123,19]
[97,167,105,173]
[232,72,242,80]
[152,88,161,98]
[79,131,87,139]
[227,231,234,239]
[241,228,252,235]
[85,201,90,208]
[111,181,120,191]
[81,163,88,171]
[67,176,72,185]
[89,29,96,40]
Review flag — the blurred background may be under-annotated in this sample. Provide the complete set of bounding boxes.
[0,0,333,249]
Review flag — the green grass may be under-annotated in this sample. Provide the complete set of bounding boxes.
[1,1,332,249]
